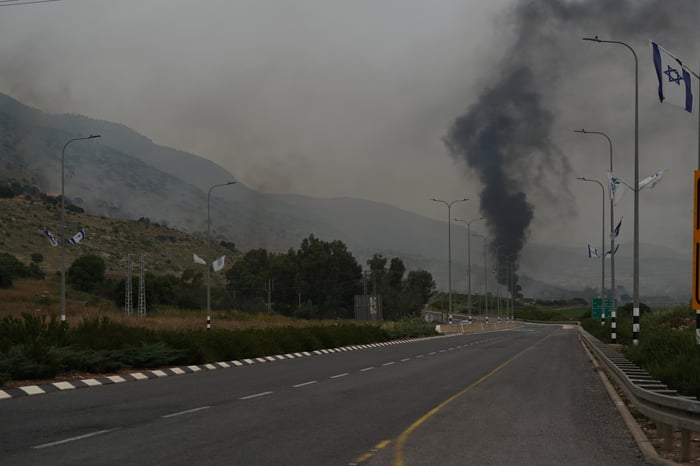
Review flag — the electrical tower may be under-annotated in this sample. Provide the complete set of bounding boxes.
[138,254,146,317]
[125,254,133,316]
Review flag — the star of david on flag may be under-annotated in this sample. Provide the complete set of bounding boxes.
[587,244,599,259]
[69,228,86,245]
[651,41,693,113]
[44,227,59,247]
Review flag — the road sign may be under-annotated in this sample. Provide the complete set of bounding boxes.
[592,298,614,320]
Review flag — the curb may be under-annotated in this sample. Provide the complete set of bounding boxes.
[0,338,424,401]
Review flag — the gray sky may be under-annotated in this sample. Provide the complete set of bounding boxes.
[1,0,698,256]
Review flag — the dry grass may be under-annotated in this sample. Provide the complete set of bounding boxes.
[0,278,358,331]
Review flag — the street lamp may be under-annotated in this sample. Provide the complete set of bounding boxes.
[454,217,484,324]
[60,134,101,322]
[504,253,517,321]
[207,181,235,330]
[431,197,468,321]
[491,243,507,323]
[584,35,640,345]
[577,176,606,325]
[575,128,618,341]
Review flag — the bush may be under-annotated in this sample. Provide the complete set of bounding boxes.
[67,254,106,292]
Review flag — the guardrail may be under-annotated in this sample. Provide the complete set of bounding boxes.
[579,327,700,462]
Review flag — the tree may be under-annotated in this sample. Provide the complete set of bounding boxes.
[67,254,106,292]
[403,270,436,316]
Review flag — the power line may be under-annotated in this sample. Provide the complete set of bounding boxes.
[0,0,61,7]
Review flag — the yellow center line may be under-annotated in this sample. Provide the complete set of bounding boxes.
[394,336,547,466]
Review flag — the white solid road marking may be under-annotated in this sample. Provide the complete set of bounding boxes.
[240,391,273,400]
[33,429,114,449]
[293,381,318,388]
[331,373,349,379]
[161,406,211,418]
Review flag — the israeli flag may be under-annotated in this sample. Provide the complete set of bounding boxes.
[212,255,226,272]
[587,244,599,259]
[605,244,620,259]
[608,172,628,206]
[651,41,693,112]
[611,217,622,239]
[638,170,665,190]
[44,227,59,247]
[193,253,207,265]
[69,228,86,245]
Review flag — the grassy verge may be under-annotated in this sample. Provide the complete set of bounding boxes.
[0,313,436,386]
[581,306,700,398]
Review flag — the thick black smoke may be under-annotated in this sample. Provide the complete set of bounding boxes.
[444,0,698,296]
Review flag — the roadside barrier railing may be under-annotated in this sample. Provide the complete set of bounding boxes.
[579,327,700,462]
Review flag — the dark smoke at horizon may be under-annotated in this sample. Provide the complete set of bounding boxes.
[444,0,697,296]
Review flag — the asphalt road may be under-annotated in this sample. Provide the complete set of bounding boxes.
[0,324,647,465]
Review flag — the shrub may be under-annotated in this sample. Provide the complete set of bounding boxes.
[67,254,106,292]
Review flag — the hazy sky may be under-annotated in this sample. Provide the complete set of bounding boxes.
[1,0,699,256]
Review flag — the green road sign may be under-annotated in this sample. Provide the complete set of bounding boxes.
[592,298,614,319]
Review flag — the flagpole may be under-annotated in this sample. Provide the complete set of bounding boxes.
[206,181,235,331]
[584,36,639,345]
[577,177,606,324]
[59,134,100,323]
[574,129,617,342]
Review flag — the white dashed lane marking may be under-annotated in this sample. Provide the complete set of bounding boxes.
[33,429,115,449]
[293,381,318,388]
[161,406,211,419]
[240,391,273,400]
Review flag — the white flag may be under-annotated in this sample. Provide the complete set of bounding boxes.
[638,170,665,190]
[193,253,207,265]
[44,227,59,247]
[69,228,86,245]
[212,255,226,272]
[608,172,628,206]
[651,41,693,112]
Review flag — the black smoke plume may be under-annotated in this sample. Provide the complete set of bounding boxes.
[444,0,698,297]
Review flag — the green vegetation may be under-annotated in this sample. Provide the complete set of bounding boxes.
[0,313,436,385]
[581,305,700,398]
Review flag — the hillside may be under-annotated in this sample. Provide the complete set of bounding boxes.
[0,195,237,281]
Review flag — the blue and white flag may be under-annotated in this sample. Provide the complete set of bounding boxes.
[44,227,59,247]
[651,41,693,113]
[608,172,628,206]
[638,170,665,190]
[212,255,226,272]
[587,244,599,259]
[68,228,86,245]
[605,244,620,259]
[611,217,622,239]
[193,253,207,265]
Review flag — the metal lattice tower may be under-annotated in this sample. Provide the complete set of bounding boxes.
[138,254,146,317]
[125,254,133,316]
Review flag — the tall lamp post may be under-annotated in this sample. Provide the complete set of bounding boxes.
[584,35,640,345]
[431,197,468,321]
[60,134,101,322]
[454,217,483,324]
[575,129,617,341]
[207,181,235,330]
[492,243,507,323]
[577,176,606,324]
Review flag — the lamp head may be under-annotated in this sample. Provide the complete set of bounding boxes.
[88,134,101,139]
[582,35,601,42]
